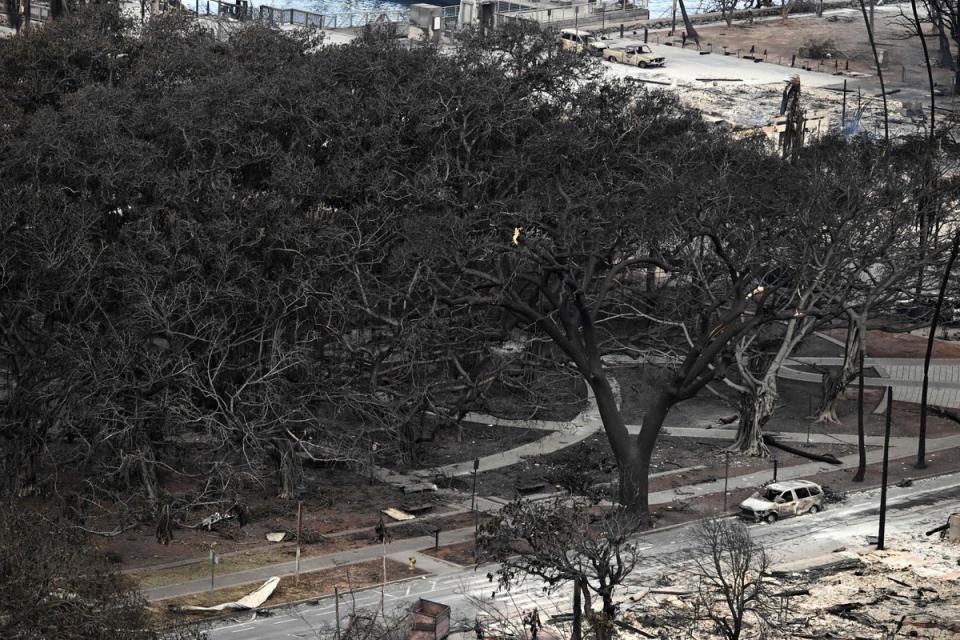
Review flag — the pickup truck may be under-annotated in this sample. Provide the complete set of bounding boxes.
[605,44,666,68]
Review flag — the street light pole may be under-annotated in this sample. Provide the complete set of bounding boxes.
[471,457,479,512]
[472,457,480,562]
[878,386,893,550]
[723,451,730,512]
[854,348,866,481]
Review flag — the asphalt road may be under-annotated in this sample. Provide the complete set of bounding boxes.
[203,473,960,640]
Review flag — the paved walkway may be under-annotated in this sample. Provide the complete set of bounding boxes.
[781,356,960,409]
[372,380,619,488]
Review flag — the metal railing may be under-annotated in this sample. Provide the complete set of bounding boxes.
[190,0,258,21]
[498,1,649,26]
[257,5,408,29]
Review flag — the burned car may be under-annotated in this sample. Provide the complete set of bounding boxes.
[738,479,825,523]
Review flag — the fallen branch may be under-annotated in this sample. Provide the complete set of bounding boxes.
[763,435,842,464]
[65,523,138,537]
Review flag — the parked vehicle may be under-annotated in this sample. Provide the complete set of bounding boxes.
[605,44,666,68]
[738,480,825,523]
[558,28,605,56]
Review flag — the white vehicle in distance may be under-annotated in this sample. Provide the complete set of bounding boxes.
[558,29,606,56]
[605,44,666,68]
[738,479,825,524]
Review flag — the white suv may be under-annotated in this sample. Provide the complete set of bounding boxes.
[738,480,825,524]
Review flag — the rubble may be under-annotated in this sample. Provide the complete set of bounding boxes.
[621,532,960,639]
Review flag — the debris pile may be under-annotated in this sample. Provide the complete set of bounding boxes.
[620,532,960,638]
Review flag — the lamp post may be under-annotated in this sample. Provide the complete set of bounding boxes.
[877,386,893,550]
[471,457,480,512]
[723,451,730,512]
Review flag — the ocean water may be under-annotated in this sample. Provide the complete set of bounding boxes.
[263,0,687,20]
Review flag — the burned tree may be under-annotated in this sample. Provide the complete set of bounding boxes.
[478,498,642,640]
[682,518,774,640]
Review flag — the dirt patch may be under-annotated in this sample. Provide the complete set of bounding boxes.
[154,557,426,625]
[481,369,587,422]
[825,328,960,359]
[422,541,477,567]
[93,467,452,574]
[762,378,960,439]
[689,9,955,93]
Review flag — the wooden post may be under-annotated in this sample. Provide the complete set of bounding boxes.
[209,546,216,590]
[878,386,893,550]
[841,78,848,128]
[671,0,677,34]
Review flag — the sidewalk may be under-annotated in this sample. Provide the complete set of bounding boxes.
[144,525,476,601]
[146,427,960,603]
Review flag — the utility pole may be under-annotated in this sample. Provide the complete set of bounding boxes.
[854,349,866,481]
[671,0,677,34]
[917,229,960,469]
[878,386,893,550]
[296,501,303,584]
[334,586,341,640]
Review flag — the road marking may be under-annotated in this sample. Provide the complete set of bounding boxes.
[272,617,297,625]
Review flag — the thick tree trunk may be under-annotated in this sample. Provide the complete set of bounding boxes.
[732,381,775,456]
[814,316,863,423]
[619,394,673,516]
[677,0,699,45]
[572,577,582,640]
[275,439,302,499]
[933,8,953,70]
[732,316,814,456]
[139,449,159,507]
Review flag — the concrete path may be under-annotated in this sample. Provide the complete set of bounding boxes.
[780,356,960,409]
[372,380,618,487]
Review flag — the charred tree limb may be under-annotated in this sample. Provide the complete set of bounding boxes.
[762,435,842,464]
